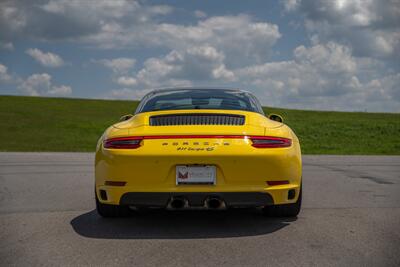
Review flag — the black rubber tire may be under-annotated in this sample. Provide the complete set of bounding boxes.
[95,191,130,218]
[263,186,302,217]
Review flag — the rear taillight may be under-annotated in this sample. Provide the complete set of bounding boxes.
[250,136,292,148]
[103,135,291,149]
[103,137,143,149]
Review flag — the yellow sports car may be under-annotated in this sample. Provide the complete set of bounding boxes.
[95,88,302,217]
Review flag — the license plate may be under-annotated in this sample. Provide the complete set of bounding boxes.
[176,165,216,185]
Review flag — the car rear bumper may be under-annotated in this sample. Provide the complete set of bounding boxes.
[119,192,274,207]
[95,137,302,206]
[96,182,300,207]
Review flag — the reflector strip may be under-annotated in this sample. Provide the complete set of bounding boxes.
[103,135,292,148]
[105,181,127,186]
[266,180,290,186]
[142,135,246,139]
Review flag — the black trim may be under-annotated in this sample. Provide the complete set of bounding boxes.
[99,190,108,201]
[149,113,245,126]
[119,192,274,207]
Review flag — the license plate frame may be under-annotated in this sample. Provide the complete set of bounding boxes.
[176,165,216,185]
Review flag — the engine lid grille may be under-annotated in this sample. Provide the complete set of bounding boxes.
[149,114,245,126]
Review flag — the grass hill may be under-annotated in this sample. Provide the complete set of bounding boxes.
[0,95,399,154]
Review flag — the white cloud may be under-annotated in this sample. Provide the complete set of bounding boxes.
[116,76,137,87]
[40,0,66,14]
[102,40,399,112]
[82,15,281,70]
[0,2,27,34]
[0,1,281,67]
[0,0,173,42]
[18,73,51,96]
[39,0,173,21]
[212,65,235,81]
[154,15,281,67]
[47,85,72,96]
[290,0,400,59]
[235,42,397,111]
[1,1,283,93]
[105,88,151,100]
[148,5,173,16]
[0,41,14,50]
[96,58,136,74]
[281,0,301,12]
[365,73,400,102]
[18,73,72,96]
[293,42,356,74]
[0,63,12,82]
[131,46,234,89]
[26,48,64,67]
[105,46,236,96]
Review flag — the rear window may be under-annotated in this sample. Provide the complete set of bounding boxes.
[135,89,264,114]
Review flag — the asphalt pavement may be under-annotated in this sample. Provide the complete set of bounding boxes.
[0,153,399,266]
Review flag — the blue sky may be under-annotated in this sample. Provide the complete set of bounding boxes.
[0,0,399,112]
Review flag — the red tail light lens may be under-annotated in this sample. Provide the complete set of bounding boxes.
[105,181,127,186]
[103,137,143,149]
[250,136,292,148]
[266,180,290,186]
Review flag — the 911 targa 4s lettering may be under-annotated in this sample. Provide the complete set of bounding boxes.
[95,88,302,217]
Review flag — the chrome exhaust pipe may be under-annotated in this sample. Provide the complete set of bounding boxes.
[169,197,186,209]
[206,197,223,209]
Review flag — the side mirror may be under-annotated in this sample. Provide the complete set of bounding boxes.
[119,114,133,122]
[268,114,283,123]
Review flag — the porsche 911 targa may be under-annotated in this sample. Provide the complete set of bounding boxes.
[95,88,302,217]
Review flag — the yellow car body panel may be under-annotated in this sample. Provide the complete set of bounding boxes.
[95,108,302,207]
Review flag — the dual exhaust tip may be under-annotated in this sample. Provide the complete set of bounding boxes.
[207,197,224,209]
[169,196,224,209]
[170,197,187,209]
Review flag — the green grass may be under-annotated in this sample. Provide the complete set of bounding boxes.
[0,95,399,154]
[266,107,400,154]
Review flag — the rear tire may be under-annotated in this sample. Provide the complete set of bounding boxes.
[263,186,302,217]
[95,191,130,218]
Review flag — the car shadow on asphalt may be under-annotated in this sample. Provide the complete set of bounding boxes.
[70,209,296,239]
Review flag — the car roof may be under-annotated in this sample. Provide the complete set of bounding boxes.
[135,87,264,115]
[147,87,251,96]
